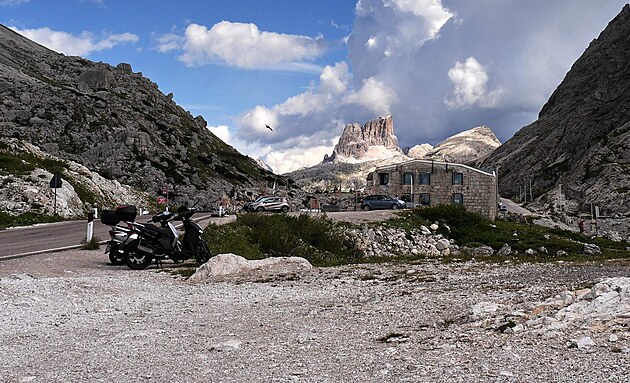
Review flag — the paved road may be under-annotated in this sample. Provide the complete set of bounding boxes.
[0,213,229,259]
[0,210,399,260]
[500,197,533,216]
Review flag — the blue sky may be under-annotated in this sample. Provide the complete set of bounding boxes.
[2,0,628,173]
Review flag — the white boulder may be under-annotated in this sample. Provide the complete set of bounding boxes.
[189,253,312,282]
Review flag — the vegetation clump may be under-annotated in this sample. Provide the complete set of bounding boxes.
[203,213,363,266]
[395,205,629,261]
[0,211,64,230]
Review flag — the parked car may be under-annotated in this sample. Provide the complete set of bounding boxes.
[248,196,290,213]
[498,202,507,212]
[243,195,274,212]
[361,195,406,211]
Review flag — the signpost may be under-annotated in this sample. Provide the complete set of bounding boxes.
[157,196,167,205]
[49,174,62,215]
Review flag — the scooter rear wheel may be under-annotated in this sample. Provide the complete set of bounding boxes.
[124,242,153,270]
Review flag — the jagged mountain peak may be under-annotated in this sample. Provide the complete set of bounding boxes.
[324,114,402,163]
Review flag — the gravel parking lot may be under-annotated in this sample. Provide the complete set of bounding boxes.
[1,247,629,382]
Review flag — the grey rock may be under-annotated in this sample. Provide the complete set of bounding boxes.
[435,238,450,251]
[583,243,601,255]
[326,115,401,161]
[525,248,536,255]
[472,245,494,257]
[497,243,512,256]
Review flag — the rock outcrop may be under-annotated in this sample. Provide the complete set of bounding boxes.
[482,5,630,214]
[189,253,312,282]
[405,143,434,159]
[0,24,283,214]
[325,115,402,162]
[427,125,500,164]
[0,139,149,217]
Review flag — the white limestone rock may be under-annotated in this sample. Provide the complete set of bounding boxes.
[190,253,313,282]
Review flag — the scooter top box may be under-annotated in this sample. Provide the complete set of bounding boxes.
[115,204,137,222]
[100,210,120,225]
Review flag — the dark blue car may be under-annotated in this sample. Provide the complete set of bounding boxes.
[361,195,406,211]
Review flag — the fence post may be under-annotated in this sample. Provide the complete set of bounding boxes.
[86,211,94,243]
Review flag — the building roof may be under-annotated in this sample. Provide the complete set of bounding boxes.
[374,159,496,177]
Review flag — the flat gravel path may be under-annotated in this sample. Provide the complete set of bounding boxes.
[1,250,628,382]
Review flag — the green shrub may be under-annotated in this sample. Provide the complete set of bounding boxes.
[83,236,101,250]
[0,211,64,229]
[202,213,363,266]
[392,205,629,260]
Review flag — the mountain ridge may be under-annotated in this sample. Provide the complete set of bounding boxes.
[482,5,630,214]
[0,24,284,215]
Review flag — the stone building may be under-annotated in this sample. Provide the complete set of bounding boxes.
[366,159,498,220]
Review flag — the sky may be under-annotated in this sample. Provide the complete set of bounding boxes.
[2,0,628,174]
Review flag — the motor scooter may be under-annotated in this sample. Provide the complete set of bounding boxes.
[100,205,138,265]
[122,206,211,270]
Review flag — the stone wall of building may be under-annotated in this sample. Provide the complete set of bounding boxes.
[367,160,497,220]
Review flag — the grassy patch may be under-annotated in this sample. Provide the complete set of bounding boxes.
[0,211,64,229]
[202,213,364,266]
[83,236,101,250]
[392,205,630,261]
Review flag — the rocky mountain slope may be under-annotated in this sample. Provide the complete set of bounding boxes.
[0,139,149,217]
[423,125,500,164]
[0,25,282,216]
[482,5,630,215]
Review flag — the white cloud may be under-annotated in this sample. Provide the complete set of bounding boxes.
[0,0,29,5]
[155,32,184,53]
[237,62,351,142]
[445,56,503,109]
[262,145,336,174]
[178,21,326,70]
[217,1,626,173]
[384,0,453,39]
[10,26,138,56]
[319,61,350,94]
[207,125,231,143]
[239,105,279,137]
[342,76,396,114]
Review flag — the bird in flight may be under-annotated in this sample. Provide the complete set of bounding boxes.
[265,124,273,131]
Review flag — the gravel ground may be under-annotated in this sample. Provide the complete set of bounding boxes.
[1,249,629,382]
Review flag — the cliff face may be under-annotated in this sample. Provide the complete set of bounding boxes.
[326,115,402,161]
[0,25,281,212]
[482,5,630,214]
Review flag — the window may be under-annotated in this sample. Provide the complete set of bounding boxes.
[420,193,430,206]
[452,193,463,205]
[401,194,413,203]
[378,173,389,185]
[452,172,463,185]
[402,172,413,185]
[420,172,430,185]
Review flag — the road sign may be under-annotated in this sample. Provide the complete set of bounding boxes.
[49,174,62,188]
[157,196,167,204]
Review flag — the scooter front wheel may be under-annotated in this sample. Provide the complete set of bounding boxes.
[108,247,125,265]
[194,240,211,265]
[124,242,153,270]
